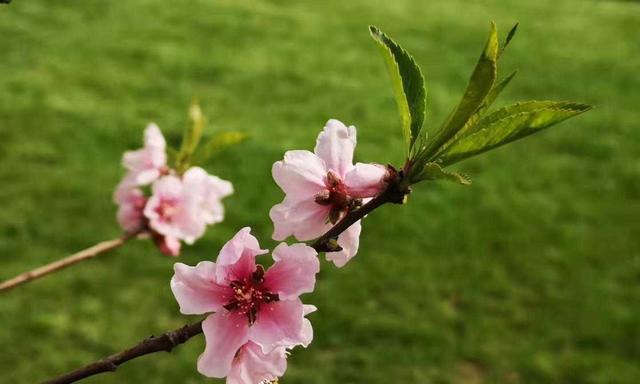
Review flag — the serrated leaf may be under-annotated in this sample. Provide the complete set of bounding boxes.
[415,162,471,185]
[438,70,518,156]
[192,131,249,165]
[369,26,426,153]
[176,102,205,172]
[500,23,518,57]
[438,102,591,166]
[422,22,499,160]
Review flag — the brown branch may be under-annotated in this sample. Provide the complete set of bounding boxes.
[0,231,140,293]
[43,170,410,384]
[42,321,204,384]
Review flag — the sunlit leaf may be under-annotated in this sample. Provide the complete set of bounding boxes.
[422,22,499,160]
[370,25,426,153]
[415,162,471,185]
[438,102,591,166]
[192,131,249,164]
[176,102,205,172]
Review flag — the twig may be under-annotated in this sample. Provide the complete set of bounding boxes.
[43,170,410,383]
[0,231,140,293]
[42,321,204,384]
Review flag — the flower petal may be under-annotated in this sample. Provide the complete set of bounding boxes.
[115,186,146,233]
[314,119,357,177]
[154,234,181,257]
[198,312,250,378]
[272,150,326,201]
[270,198,331,241]
[249,299,305,353]
[326,220,362,267]
[215,227,268,284]
[183,167,234,225]
[344,163,388,198]
[264,243,319,300]
[299,304,317,347]
[227,342,287,384]
[121,123,167,186]
[144,123,166,150]
[170,261,232,314]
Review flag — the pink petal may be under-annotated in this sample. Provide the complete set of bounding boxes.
[113,174,138,204]
[156,234,181,257]
[134,168,162,186]
[183,167,234,225]
[272,150,326,201]
[170,262,233,314]
[314,119,357,177]
[227,342,287,384]
[144,175,206,243]
[198,312,250,378]
[249,299,305,353]
[115,186,146,233]
[121,124,167,186]
[264,243,319,300]
[144,123,166,151]
[299,304,317,348]
[215,227,268,284]
[326,220,362,267]
[270,198,331,241]
[344,163,388,198]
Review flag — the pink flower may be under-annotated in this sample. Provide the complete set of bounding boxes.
[113,179,146,233]
[183,167,234,225]
[144,175,206,244]
[170,227,319,380]
[226,342,286,384]
[270,119,388,267]
[152,232,181,257]
[122,123,167,186]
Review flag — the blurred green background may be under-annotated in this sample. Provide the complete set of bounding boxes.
[1,0,638,383]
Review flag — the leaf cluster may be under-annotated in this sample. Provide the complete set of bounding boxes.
[172,102,249,174]
[370,23,591,186]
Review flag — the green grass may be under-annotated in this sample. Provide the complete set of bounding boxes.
[1,0,638,383]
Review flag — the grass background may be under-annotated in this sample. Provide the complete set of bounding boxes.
[1,0,638,383]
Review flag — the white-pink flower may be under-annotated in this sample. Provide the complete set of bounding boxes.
[170,227,319,380]
[182,166,234,225]
[122,123,168,186]
[113,178,146,233]
[270,119,388,267]
[143,167,233,245]
[226,342,286,384]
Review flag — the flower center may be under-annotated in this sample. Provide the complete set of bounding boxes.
[156,200,178,221]
[314,170,362,224]
[223,265,279,325]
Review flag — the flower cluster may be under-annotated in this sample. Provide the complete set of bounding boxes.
[114,124,233,256]
[172,120,388,383]
[271,119,388,267]
[171,227,319,383]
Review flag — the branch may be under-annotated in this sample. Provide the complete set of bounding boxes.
[43,170,410,383]
[311,170,408,252]
[0,231,140,293]
[42,321,204,384]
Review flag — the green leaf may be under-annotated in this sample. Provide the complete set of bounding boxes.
[415,162,471,185]
[437,70,518,156]
[500,23,519,57]
[192,131,249,165]
[176,102,205,172]
[422,22,499,160]
[369,25,426,153]
[438,101,591,166]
